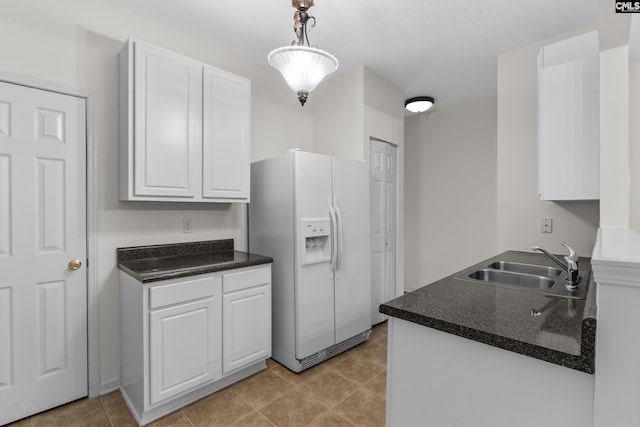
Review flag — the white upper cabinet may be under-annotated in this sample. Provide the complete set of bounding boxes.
[537,31,599,201]
[203,66,250,201]
[119,38,251,203]
[132,41,202,199]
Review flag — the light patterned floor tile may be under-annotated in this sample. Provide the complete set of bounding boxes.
[308,411,354,426]
[100,390,138,427]
[363,370,387,398]
[182,388,254,427]
[228,370,291,409]
[31,398,110,427]
[333,388,386,427]
[297,370,359,408]
[258,390,328,427]
[328,352,385,385]
[230,411,276,426]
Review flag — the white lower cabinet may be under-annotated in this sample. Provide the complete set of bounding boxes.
[222,267,271,374]
[120,264,271,426]
[149,296,219,405]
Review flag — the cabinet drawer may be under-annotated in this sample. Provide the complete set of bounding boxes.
[149,276,216,309]
[222,266,270,294]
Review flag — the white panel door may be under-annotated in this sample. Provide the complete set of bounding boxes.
[149,297,217,405]
[0,82,87,424]
[133,41,201,198]
[202,65,250,201]
[370,139,396,324]
[383,144,397,302]
[331,156,372,343]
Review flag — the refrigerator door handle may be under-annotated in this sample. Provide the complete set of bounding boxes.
[334,203,344,270]
[329,204,338,272]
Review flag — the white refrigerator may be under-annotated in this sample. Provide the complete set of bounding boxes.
[249,150,372,372]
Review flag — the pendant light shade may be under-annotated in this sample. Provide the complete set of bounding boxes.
[405,96,435,113]
[268,46,338,106]
[269,0,338,106]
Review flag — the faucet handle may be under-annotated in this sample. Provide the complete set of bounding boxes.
[561,242,578,261]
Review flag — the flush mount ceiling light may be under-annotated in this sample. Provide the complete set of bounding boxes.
[405,96,435,113]
[268,0,338,106]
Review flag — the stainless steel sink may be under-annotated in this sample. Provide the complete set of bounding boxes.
[468,269,555,290]
[453,260,589,299]
[486,261,562,277]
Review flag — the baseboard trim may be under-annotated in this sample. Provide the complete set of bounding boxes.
[99,378,120,395]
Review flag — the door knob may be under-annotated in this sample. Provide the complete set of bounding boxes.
[68,259,82,270]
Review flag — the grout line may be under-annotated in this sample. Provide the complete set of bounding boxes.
[234,410,277,427]
[101,398,115,427]
[179,410,196,427]
[326,409,356,427]
[230,375,297,412]
[304,407,332,427]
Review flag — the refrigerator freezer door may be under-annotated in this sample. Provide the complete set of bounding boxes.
[331,157,372,344]
[293,151,335,359]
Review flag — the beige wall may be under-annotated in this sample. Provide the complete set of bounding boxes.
[312,67,365,160]
[599,45,630,228]
[497,38,599,257]
[404,97,498,290]
[0,0,314,389]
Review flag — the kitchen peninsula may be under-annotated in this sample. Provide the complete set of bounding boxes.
[380,250,596,427]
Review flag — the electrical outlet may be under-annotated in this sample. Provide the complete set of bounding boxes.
[539,217,552,233]
[183,219,192,233]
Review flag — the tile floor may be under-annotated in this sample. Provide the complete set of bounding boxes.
[7,322,387,427]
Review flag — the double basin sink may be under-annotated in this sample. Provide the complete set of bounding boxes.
[453,259,589,299]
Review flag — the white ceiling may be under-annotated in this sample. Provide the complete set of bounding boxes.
[107,0,598,109]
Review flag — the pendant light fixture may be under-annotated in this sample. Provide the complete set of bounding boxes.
[268,0,338,106]
[405,96,435,113]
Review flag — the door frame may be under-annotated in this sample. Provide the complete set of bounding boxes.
[0,71,100,398]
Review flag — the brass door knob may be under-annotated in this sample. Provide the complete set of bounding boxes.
[68,259,82,270]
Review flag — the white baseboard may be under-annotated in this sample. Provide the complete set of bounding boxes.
[100,378,120,395]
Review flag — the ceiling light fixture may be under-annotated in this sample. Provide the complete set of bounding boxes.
[268,0,338,106]
[405,96,435,113]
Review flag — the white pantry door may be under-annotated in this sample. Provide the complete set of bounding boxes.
[370,138,396,325]
[0,81,87,424]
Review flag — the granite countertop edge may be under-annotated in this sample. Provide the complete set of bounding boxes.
[117,239,273,283]
[379,304,595,374]
[380,250,596,374]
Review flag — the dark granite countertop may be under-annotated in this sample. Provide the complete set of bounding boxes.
[380,250,596,373]
[117,239,273,283]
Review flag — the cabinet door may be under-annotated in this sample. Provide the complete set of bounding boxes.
[538,31,599,200]
[133,41,202,198]
[202,65,251,202]
[222,268,271,374]
[149,297,219,405]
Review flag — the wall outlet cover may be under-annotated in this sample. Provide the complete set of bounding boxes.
[539,217,552,233]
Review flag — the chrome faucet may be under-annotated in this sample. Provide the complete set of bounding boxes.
[531,242,580,288]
